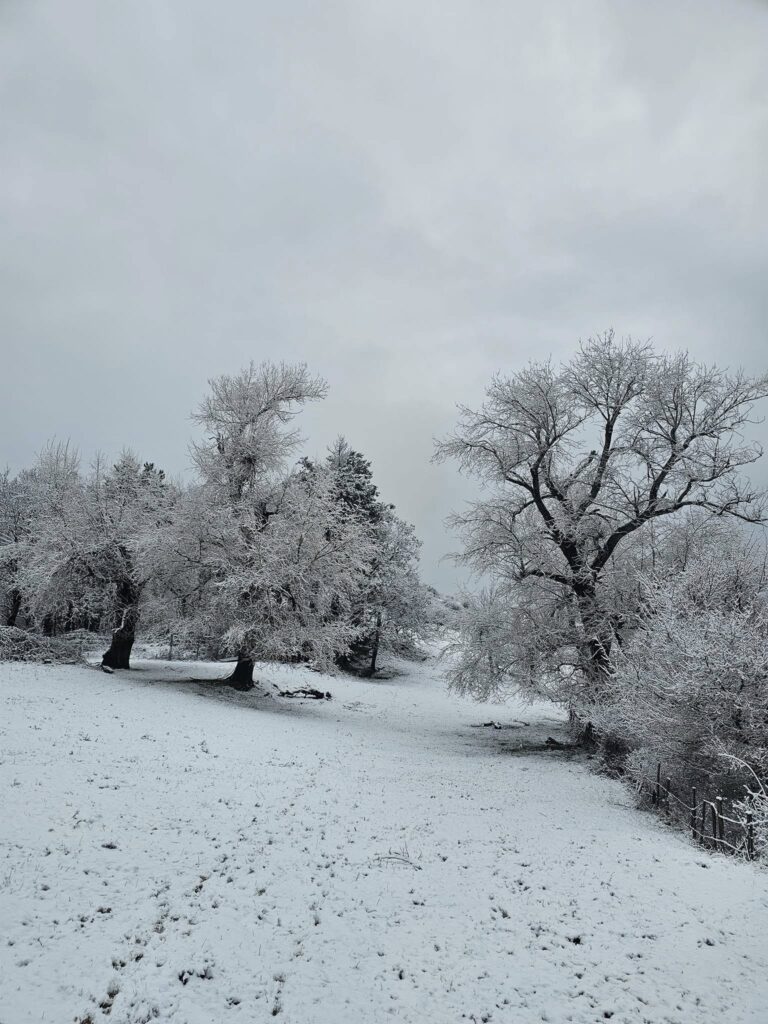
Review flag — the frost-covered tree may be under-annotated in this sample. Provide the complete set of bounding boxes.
[352,512,429,677]
[157,465,376,683]
[211,467,375,674]
[13,442,84,633]
[21,446,173,668]
[182,361,346,685]
[0,468,35,626]
[323,437,392,524]
[305,438,429,676]
[146,483,229,657]
[435,333,768,701]
[445,584,577,702]
[191,361,327,504]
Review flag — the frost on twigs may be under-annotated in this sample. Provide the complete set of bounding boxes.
[435,333,768,706]
[0,625,87,664]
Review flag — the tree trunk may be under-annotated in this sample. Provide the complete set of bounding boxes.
[226,657,255,691]
[585,636,611,681]
[5,588,22,627]
[574,581,612,689]
[102,603,138,670]
[366,614,382,678]
[570,582,612,744]
[102,571,140,670]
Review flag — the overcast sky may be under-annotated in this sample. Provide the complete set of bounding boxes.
[1,0,767,589]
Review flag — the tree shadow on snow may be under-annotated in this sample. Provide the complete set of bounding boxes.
[468,721,583,759]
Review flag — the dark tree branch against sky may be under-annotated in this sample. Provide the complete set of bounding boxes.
[1,0,767,589]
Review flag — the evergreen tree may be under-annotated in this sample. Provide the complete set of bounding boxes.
[309,438,428,676]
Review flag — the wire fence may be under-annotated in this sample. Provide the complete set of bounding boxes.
[637,763,757,860]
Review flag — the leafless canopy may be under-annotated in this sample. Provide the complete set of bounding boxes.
[435,332,768,678]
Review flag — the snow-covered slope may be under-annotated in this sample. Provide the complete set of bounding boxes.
[1,653,766,1023]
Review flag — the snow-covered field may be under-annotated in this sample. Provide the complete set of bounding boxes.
[1,652,766,1024]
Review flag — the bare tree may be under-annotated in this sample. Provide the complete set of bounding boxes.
[435,333,768,695]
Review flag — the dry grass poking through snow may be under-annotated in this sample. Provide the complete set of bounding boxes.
[1,651,766,1023]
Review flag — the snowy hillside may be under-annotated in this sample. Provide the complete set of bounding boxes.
[1,652,766,1024]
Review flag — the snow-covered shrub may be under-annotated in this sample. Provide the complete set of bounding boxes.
[733,770,768,858]
[0,625,88,664]
[590,535,768,820]
[424,588,465,630]
[444,582,584,704]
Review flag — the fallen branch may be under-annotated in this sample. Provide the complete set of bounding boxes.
[471,720,530,730]
[277,687,332,700]
[373,853,422,870]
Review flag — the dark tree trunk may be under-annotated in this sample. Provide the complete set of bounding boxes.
[570,581,612,745]
[226,657,255,691]
[102,569,141,671]
[6,588,22,627]
[573,581,612,688]
[585,636,611,681]
[366,614,382,678]
[102,603,138,670]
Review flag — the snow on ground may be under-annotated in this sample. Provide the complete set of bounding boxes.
[1,651,766,1024]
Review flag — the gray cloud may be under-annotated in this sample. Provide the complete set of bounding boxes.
[2,0,767,589]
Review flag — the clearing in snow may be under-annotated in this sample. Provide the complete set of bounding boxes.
[1,651,766,1023]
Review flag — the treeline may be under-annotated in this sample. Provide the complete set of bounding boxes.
[0,362,429,684]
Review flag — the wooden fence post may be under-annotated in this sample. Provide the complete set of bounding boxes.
[690,788,697,841]
[665,777,672,817]
[169,632,174,661]
[710,802,719,848]
[655,763,661,806]
[746,811,755,860]
[716,797,725,848]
